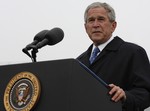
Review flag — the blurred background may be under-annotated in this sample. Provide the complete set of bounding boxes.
[0,0,150,65]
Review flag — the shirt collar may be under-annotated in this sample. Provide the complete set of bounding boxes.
[92,36,114,52]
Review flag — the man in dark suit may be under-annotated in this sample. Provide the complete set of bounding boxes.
[77,2,150,111]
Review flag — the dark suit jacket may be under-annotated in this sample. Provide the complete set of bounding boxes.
[77,37,150,111]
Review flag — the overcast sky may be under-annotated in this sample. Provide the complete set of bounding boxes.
[0,1,150,110]
[0,0,150,66]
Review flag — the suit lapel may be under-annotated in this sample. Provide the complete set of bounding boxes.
[77,44,93,67]
[92,37,125,64]
[77,36,125,67]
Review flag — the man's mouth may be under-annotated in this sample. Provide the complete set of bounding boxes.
[92,31,101,34]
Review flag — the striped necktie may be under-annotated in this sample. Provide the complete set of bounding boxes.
[89,47,100,64]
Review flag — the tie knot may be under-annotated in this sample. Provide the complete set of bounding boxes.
[89,47,100,64]
[93,47,100,55]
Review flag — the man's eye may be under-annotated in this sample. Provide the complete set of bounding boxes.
[98,17,105,21]
[87,18,95,23]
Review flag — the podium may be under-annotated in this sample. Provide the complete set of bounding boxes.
[0,59,121,111]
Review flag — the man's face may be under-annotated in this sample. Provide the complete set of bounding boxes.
[85,7,116,46]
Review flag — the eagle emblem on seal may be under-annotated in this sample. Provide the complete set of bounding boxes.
[15,83,31,106]
[4,72,41,111]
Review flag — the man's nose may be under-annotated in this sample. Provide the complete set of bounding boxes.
[93,20,100,27]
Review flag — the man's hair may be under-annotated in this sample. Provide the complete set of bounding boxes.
[84,2,116,23]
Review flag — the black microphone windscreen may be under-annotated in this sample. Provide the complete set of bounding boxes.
[45,27,64,45]
[34,30,49,41]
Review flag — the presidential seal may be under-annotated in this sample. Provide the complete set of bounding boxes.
[4,72,41,111]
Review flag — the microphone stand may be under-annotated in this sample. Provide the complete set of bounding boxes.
[31,48,38,62]
[22,45,38,63]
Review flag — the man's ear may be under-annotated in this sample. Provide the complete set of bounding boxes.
[111,21,117,32]
[84,23,88,33]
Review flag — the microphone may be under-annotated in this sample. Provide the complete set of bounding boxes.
[33,27,64,49]
[22,30,48,52]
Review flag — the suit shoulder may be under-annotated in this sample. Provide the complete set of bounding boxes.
[113,37,147,55]
[120,39,147,55]
[77,51,86,60]
[122,41,145,51]
[115,37,143,50]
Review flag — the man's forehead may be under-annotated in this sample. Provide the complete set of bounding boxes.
[87,7,107,16]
